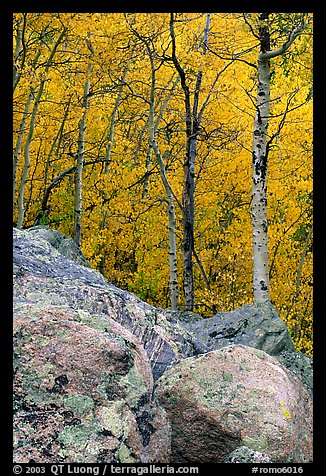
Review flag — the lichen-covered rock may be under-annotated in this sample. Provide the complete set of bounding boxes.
[13,304,170,463]
[175,302,312,394]
[26,225,91,268]
[224,446,273,463]
[13,228,202,381]
[13,227,312,462]
[13,227,312,394]
[155,345,313,463]
[177,301,295,356]
[277,350,313,396]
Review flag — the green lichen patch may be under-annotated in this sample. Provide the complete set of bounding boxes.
[75,310,111,333]
[241,435,269,452]
[57,424,95,449]
[116,442,135,463]
[63,394,95,416]
[222,371,233,383]
[97,401,126,439]
[120,365,148,408]
[26,387,58,406]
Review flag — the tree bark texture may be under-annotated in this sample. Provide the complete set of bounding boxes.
[251,13,305,302]
[16,80,47,229]
[74,50,92,247]
[252,38,271,303]
[73,34,94,246]
[170,13,210,311]
[142,73,180,198]
[16,29,66,229]
[148,44,179,310]
[13,90,33,204]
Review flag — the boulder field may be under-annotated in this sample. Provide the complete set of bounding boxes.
[13,226,313,463]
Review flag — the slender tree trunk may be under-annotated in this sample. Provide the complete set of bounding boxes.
[251,13,305,302]
[13,89,33,203]
[151,141,179,310]
[73,110,87,246]
[13,13,27,92]
[13,47,41,205]
[170,14,194,310]
[251,19,271,302]
[148,50,179,310]
[16,29,66,228]
[74,35,94,247]
[170,13,210,311]
[182,128,196,310]
[142,72,180,198]
[16,80,45,228]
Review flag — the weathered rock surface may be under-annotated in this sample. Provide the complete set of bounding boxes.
[224,446,273,463]
[175,302,313,395]
[26,225,91,268]
[13,304,171,463]
[13,227,202,381]
[13,227,312,394]
[13,227,313,464]
[277,350,313,396]
[177,301,295,355]
[155,345,313,463]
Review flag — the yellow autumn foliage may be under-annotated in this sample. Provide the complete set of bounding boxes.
[13,13,313,356]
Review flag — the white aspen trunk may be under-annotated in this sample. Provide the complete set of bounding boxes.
[13,89,33,203]
[74,119,85,247]
[148,47,179,310]
[152,140,179,310]
[74,71,91,247]
[142,73,180,198]
[16,29,65,228]
[252,52,271,302]
[16,80,44,228]
[13,13,25,92]
[13,45,43,208]
[251,14,306,302]
[104,45,135,175]
[73,34,94,247]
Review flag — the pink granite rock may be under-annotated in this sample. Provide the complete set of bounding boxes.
[155,344,312,463]
[13,304,170,463]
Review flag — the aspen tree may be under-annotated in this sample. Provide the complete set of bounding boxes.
[13,13,27,92]
[169,13,210,311]
[251,13,307,302]
[148,48,179,311]
[13,88,34,204]
[126,16,180,310]
[142,73,180,198]
[16,26,66,228]
[73,33,94,247]
[99,43,136,274]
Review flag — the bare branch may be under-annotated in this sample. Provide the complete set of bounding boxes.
[259,23,306,60]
